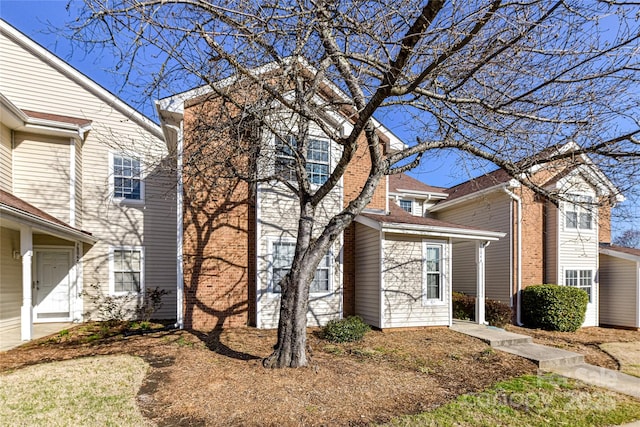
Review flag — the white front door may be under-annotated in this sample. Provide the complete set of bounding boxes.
[34,249,72,322]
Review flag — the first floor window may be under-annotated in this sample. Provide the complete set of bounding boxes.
[399,199,413,213]
[565,269,592,302]
[271,241,331,293]
[424,244,442,300]
[113,248,143,293]
[113,155,142,200]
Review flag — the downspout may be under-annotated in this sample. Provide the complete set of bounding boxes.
[176,121,184,329]
[504,188,523,325]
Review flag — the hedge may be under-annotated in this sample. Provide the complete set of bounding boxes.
[521,284,588,332]
[322,316,370,343]
[452,292,512,328]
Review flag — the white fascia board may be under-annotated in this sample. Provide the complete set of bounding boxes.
[1,206,97,244]
[429,179,520,212]
[380,222,505,241]
[1,93,91,140]
[390,189,448,199]
[354,215,383,230]
[600,248,640,263]
[549,164,623,202]
[0,20,162,141]
[155,57,408,149]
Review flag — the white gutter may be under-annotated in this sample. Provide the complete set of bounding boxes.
[430,179,521,212]
[1,205,97,244]
[504,188,523,326]
[354,215,505,241]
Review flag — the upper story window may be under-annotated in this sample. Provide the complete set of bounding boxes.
[565,194,593,230]
[399,199,413,213]
[275,136,329,185]
[271,240,331,294]
[113,155,143,201]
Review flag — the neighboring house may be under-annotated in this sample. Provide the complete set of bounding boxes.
[0,19,177,342]
[599,244,640,330]
[426,143,624,327]
[157,61,504,331]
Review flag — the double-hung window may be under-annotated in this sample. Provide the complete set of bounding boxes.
[565,195,593,230]
[274,136,330,185]
[565,269,592,302]
[271,240,331,294]
[399,199,413,213]
[423,243,443,302]
[113,155,142,200]
[111,248,143,294]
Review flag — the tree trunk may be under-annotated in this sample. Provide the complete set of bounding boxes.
[262,273,311,368]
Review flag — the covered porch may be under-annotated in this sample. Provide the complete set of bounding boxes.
[354,205,505,328]
[0,190,95,343]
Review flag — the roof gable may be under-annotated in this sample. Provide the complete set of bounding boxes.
[389,173,447,197]
[0,19,162,141]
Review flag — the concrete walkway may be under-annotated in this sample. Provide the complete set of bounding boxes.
[450,321,640,400]
[0,323,73,352]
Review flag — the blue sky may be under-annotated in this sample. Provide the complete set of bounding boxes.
[1,0,637,235]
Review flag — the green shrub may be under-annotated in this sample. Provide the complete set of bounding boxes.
[452,292,512,327]
[522,284,588,332]
[452,292,475,321]
[322,316,370,343]
[485,299,512,328]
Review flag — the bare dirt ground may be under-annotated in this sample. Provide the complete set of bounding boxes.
[0,323,536,426]
[507,325,640,370]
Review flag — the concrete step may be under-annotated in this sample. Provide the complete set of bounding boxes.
[494,342,584,369]
[450,323,532,347]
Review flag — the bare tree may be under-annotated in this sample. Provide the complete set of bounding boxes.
[69,0,640,368]
[614,229,640,248]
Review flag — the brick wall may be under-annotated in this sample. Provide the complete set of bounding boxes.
[182,100,255,330]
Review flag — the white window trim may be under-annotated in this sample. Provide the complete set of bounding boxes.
[109,152,145,204]
[563,193,595,232]
[109,246,145,296]
[399,198,413,214]
[267,237,333,296]
[273,134,331,187]
[563,267,594,303]
[422,240,447,305]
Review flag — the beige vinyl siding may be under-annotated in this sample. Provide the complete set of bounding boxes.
[257,183,343,329]
[354,223,381,328]
[141,161,177,319]
[449,241,476,295]
[74,140,83,228]
[0,227,21,332]
[0,30,177,320]
[545,201,558,284]
[0,123,12,192]
[382,234,450,328]
[599,254,639,328]
[436,192,512,302]
[12,131,71,223]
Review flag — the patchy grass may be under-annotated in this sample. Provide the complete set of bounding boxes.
[388,374,640,427]
[0,355,151,426]
[600,342,640,378]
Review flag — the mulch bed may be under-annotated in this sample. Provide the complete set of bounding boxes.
[0,323,536,426]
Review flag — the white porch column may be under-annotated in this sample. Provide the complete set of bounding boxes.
[20,225,33,341]
[476,241,490,325]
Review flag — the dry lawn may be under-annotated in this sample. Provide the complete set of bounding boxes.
[600,342,640,378]
[0,355,151,426]
[0,324,536,426]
